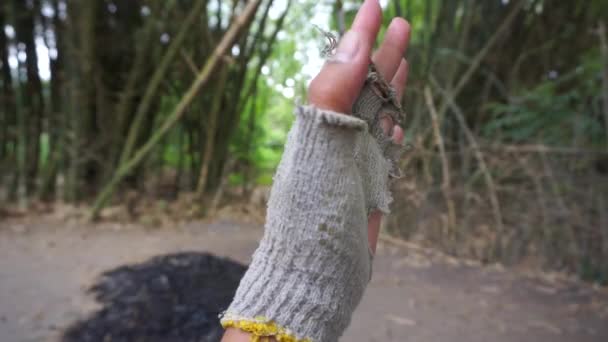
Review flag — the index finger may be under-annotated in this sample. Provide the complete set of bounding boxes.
[307,0,382,113]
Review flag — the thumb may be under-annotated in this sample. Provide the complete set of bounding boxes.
[308,1,381,114]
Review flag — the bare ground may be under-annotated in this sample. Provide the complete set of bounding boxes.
[1,217,607,342]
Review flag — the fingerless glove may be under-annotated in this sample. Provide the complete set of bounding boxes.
[221,72,405,341]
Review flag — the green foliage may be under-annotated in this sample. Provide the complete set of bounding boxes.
[227,1,312,185]
[483,51,606,147]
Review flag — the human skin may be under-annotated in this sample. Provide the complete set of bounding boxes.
[222,0,411,340]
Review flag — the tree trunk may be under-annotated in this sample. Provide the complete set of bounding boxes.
[242,87,258,197]
[0,6,13,167]
[79,1,101,194]
[118,0,206,167]
[195,64,229,199]
[38,0,65,200]
[108,3,171,180]
[15,0,44,195]
[597,22,608,152]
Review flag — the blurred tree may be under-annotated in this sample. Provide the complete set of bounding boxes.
[0,5,13,166]
[14,0,44,195]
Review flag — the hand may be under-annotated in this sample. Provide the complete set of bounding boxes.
[222,2,411,340]
[308,0,411,254]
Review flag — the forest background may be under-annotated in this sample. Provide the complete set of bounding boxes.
[1,0,607,284]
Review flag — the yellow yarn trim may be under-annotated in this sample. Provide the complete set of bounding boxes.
[221,314,311,342]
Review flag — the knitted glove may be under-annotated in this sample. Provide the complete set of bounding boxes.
[352,64,406,214]
[221,73,405,342]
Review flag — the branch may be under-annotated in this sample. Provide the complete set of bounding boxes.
[435,0,524,116]
[430,76,504,249]
[424,86,457,237]
[180,49,199,76]
[90,0,262,220]
[238,0,291,114]
[244,0,274,59]
[195,63,229,199]
[118,0,206,166]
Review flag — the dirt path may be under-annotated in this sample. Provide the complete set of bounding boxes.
[1,218,607,342]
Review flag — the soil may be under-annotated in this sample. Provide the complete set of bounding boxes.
[1,217,607,342]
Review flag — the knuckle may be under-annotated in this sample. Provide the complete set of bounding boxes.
[308,78,351,113]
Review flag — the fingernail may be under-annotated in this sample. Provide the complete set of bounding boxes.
[331,30,361,63]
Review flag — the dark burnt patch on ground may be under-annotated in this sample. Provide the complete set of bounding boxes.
[61,252,246,342]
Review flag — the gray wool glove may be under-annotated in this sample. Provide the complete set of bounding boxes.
[352,64,406,214]
[220,75,405,341]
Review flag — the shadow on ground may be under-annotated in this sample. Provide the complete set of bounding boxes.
[61,252,246,342]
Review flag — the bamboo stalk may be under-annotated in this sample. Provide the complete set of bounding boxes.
[430,77,504,255]
[435,0,524,118]
[238,0,290,115]
[90,0,262,220]
[195,63,229,199]
[208,157,236,214]
[113,11,162,146]
[180,49,200,75]
[597,22,608,151]
[244,0,274,58]
[117,0,206,167]
[424,86,457,238]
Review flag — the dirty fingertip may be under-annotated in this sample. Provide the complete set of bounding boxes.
[380,117,393,136]
[392,125,404,144]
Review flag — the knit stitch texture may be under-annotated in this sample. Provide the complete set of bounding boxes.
[221,104,399,341]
